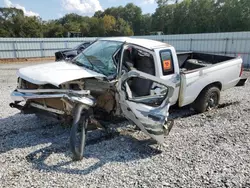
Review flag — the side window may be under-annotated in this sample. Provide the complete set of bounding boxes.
[160,50,174,76]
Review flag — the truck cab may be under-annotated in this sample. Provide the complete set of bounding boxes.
[118,38,244,112]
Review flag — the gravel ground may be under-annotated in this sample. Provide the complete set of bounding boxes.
[0,62,250,188]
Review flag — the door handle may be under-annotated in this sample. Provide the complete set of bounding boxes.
[171,74,180,83]
[176,74,180,81]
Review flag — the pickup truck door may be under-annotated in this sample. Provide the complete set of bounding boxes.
[116,70,175,144]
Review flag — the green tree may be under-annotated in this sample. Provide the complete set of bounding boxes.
[23,17,43,37]
[94,10,104,18]
[152,4,176,34]
[140,14,152,35]
[157,0,180,6]
[43,20,65,37]
[215,0,250,32]
[80,22,90,36]
[102,3,142,35]
[154,0,250,34]
[103,15,116,35]
[0,7,43,37]
[0,8,25,37]
[88,17,105,37]
[122,3,142,35]
[115,18,134,36]
[1,1,250,38]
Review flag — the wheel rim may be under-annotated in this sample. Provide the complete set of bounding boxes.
[206,92,218,110]
[207,92,219,110]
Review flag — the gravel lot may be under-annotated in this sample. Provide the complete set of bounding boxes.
[0,62,249,188]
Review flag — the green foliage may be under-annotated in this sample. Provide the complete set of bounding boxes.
[0,1,249,38]
[43,20,65,37]
[153,0,250,34]
[23,17,43,37]
[0,6,134,38]
[115,18,134,36]
[103,15,116,34]
[102,3,143,35]
[0,7,44,37]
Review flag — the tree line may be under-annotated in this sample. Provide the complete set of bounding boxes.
[0,0,249,38]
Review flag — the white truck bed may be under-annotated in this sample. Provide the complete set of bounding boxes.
[177,54,242,107]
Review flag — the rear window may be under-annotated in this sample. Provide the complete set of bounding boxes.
[160,50,174,75]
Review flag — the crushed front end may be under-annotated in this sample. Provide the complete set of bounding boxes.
[10,78,95,120]
[10,76,119,160]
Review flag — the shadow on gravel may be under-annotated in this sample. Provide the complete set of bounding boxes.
[217,101,240,108]
[25,133,161,175]
[0,113,161,175]
[1,100,241,175]
[0,114,63,154]
[168,101,240,119]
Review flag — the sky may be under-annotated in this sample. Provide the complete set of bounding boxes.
[0,0,158,20]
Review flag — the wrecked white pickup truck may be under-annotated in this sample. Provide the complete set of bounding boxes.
[10,37,247,160]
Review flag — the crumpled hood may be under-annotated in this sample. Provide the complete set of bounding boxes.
[17,61,105,87]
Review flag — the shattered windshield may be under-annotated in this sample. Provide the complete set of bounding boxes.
[73,40,122,76]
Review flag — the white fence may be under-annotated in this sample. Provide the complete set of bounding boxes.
[0,31,250,67]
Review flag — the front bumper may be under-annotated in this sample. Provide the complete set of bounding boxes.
[11,91,66,101]
[10,89,96,113]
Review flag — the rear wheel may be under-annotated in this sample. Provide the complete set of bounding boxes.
[192,86,220,113]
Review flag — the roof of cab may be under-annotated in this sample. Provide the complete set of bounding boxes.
[99,37,172,50]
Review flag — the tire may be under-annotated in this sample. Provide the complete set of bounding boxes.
[192,86,220,113]
[70,115,88,161]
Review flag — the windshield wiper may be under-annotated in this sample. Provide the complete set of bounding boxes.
[71,59,94,71]
[71,56,106,76]
[81,54,107,76]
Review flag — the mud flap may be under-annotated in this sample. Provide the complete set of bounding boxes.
[235,78,248,87]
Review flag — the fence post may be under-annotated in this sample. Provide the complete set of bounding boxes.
[225,38,229,55]
[12,41,17,58]
[248,55,250,69]
[65,41,68,49]
[40,41,44,57]
[190,38,193,51]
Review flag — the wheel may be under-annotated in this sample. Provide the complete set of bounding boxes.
[70,104,88,161]
[70,115,88,161]
[192,86,220,113]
